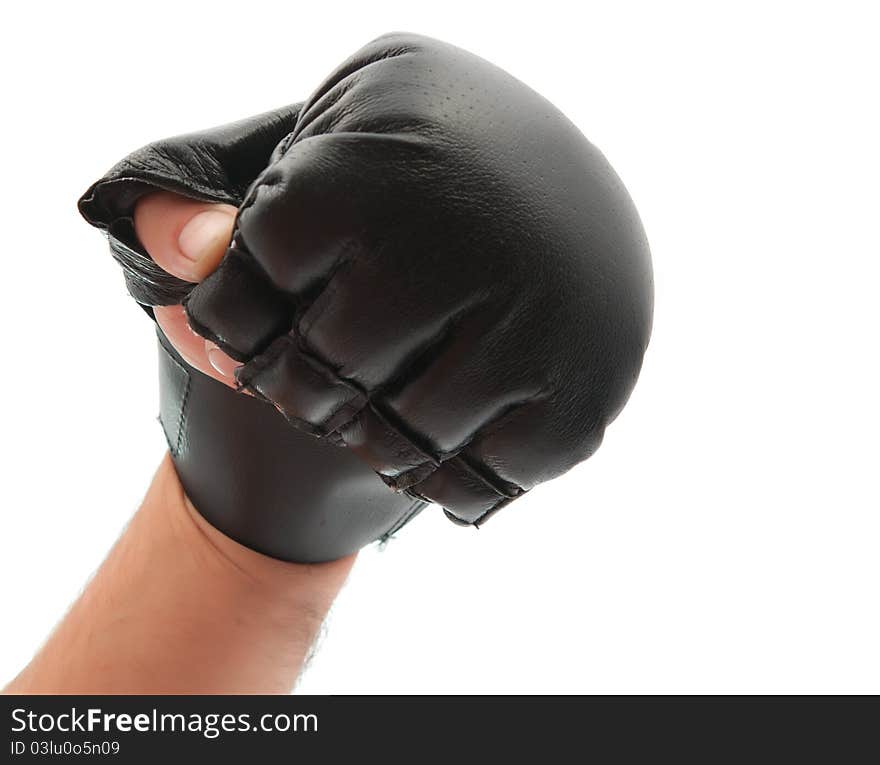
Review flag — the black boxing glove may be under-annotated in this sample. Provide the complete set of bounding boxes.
[79,32,653,558]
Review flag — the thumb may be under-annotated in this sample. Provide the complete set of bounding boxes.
[134,190,243,387]
[134,191,237,283]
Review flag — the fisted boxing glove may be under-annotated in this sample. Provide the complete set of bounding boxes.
[79,33,653,562]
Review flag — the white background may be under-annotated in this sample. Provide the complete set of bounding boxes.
[1,1,878,693]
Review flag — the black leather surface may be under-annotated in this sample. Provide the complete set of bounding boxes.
[158,329,424,562]
[79,32,653,546]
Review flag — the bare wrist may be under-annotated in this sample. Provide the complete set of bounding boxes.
[6,455,356,694]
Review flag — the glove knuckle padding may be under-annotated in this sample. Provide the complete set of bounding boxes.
[82,32,653,529]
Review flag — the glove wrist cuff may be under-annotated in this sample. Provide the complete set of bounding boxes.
[158,330,426,563]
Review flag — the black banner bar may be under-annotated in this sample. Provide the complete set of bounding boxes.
[2,695,877,760]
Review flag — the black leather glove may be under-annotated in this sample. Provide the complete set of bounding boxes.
[79,32,653,560]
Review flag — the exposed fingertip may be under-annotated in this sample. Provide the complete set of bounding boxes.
[178,209,236,281]
[205,340,242,379]
[133,191,236,284]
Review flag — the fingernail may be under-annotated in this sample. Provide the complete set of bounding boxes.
[178,209,233,277]
[205,340,242,379]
